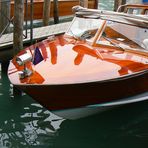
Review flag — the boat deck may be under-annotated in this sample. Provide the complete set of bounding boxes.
[0,22,71,49]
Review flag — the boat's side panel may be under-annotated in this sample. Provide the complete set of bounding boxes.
[8,33,148,111]
[15,70,148,111]
[52,92,148,119]
[52,105,111,120]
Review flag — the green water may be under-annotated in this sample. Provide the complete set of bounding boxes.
[0,63,148,148]
[0,1,148,147]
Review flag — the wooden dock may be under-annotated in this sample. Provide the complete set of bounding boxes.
[0,21,71,63]
[0,21,71,49]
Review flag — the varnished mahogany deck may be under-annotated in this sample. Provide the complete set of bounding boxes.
[8,35,148,110]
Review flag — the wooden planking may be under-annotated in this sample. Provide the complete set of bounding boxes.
[0,21,71,48]
[10,0,96,20]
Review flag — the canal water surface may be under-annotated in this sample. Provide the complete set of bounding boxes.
[0,63,148,148]
[0,0,148,147]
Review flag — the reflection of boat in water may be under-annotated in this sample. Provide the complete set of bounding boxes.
[8,6,148,119]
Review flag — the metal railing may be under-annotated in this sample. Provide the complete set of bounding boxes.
[0,0,11,37]
[0,0,33,47]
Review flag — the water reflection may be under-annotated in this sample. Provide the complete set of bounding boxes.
[0,68,65,147]
[55,102,148,148]
[1,64,148,147]
[0,99,65,147]
[0,104,63,147]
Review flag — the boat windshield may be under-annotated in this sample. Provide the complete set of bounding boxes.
[65,16,148,51]
[65,17,105,43]
[96,20,148,51]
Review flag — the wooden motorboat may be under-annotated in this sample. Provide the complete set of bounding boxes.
[10,0,97,20]
[8,6,148,114]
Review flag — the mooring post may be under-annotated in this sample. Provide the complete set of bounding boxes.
[0,0,10,34]
[13,0,24,55]
[13,0,24,95]
[79,0,88,8]
[94,0,99,9]
[1,61,9,74]
[43,0,51,26]
[53,0,59,24]
[30,0,33,44]
[114,0,126,11]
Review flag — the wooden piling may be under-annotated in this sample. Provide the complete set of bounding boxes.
[53,0,59,24]
[79,0,88,8]
[94,0,99,9]
[43,0,51,26]
[0,0,10,34]
[13,0,24,55]
[114,0,126,11]
[12,0,24,96]
[1,61,9,74]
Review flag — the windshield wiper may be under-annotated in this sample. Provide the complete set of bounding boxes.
[102,34,124,51]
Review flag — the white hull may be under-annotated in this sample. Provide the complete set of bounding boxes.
[52,92,148,120]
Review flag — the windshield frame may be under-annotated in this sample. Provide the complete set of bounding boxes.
[64,16,148,51]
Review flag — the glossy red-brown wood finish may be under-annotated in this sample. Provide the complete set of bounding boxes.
[8,35,148,110]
